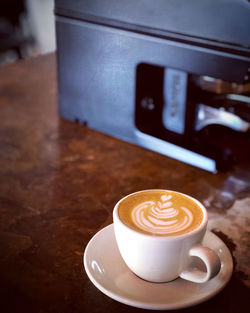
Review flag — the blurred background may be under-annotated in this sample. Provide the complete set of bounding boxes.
[0,0,56,66]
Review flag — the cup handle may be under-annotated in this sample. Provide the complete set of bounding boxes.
[180,244,221,283]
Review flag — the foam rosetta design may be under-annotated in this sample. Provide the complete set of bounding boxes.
[131,195,193,235]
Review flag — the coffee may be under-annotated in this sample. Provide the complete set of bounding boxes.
[118,190,204,236]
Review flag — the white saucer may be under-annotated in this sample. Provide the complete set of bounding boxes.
[83,224,233,310]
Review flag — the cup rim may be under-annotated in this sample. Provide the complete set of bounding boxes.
[113,189,208,240]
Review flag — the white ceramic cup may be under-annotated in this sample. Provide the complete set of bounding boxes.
[113,190,221,283]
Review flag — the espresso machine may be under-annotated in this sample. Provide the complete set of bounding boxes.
[55,0,250,172]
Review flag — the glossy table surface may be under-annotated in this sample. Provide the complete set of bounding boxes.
[0,54,249,313]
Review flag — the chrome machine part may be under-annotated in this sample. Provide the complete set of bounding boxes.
[196,104,250,132]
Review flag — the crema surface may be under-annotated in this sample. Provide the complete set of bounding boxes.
[118,190,204,236]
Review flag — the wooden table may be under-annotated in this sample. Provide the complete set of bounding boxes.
[0,54,249,313]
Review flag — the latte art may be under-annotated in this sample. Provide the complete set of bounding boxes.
[118,190,204,236]
[131,195,194,235]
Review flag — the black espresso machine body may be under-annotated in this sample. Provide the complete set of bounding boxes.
[55,0,250,172]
